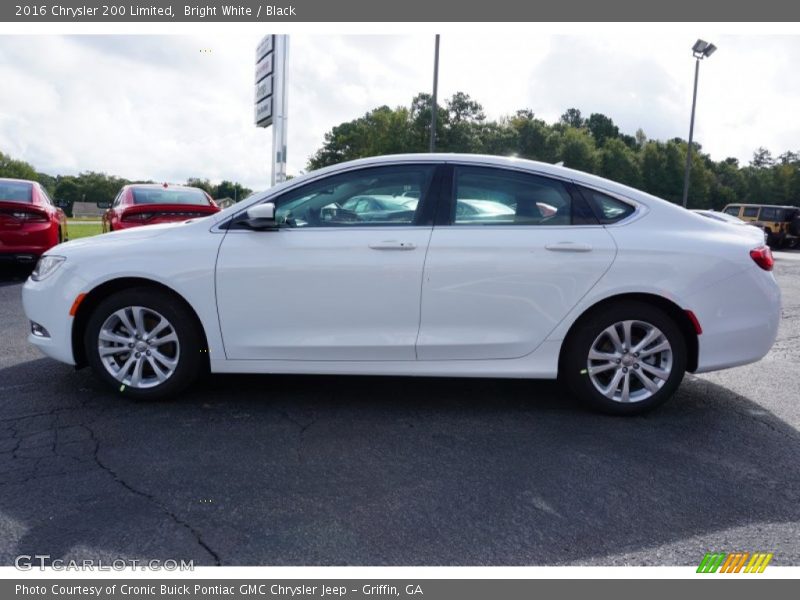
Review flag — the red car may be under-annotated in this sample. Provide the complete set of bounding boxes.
[0,178,68,265]
[100,183,220,232]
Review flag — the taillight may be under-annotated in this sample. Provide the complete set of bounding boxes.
[750,246,774,271]
[122,212,153,222]
[11,211,48,223]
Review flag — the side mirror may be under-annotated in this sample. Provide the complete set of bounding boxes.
[243,202,278,230]
[96,201,112,209]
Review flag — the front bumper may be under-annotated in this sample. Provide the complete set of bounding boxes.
[0,252,40,264]
[22,266,86,366]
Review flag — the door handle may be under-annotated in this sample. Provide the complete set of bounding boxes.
[369,241,417,251]
[544,242,593,252]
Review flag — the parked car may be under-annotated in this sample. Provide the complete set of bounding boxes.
[721,203,800,249]
[0,178,68,265]
[23,155,781,415]
[691,209,767,243]
[100,183,220,232]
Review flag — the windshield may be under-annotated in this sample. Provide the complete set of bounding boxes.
[132,187,209,206]
[0,181,33,203]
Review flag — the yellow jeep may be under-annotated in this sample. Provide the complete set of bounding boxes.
[722,203,800,249]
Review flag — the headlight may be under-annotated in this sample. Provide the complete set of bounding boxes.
[31,256,66,281]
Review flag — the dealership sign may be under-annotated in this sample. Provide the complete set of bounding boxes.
[254,34,289,186]
[254,34,276,127]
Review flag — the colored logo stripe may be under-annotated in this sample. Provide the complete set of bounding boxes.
[697,552,773,573]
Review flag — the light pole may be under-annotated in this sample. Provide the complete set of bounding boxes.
[430,34,440,153]
[681,39,717,208]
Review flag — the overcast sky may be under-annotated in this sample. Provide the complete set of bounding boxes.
[0,34,798,191]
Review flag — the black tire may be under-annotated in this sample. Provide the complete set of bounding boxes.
[788,215,800,238]
[83,287,204,400]
[560,300,687,415]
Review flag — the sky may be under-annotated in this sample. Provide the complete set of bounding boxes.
[0,34,798,191]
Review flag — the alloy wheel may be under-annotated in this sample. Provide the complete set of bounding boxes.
[97,306,180,389]
[586,319,673,404]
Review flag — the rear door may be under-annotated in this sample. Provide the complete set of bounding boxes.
[416,164,618,360]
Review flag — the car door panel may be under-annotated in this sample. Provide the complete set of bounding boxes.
[416,165,617,360]
[215,163,440,361]
[417,226,616,360]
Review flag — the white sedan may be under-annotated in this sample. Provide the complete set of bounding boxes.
[22,154,781,414]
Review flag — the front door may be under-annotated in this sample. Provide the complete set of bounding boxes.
[215,163,439,361]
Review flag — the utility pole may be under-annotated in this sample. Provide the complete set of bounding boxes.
[429,34,440,153]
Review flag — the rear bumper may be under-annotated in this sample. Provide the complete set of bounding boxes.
[0,222,57,255]
[689,266,781,373]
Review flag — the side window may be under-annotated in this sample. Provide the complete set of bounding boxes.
[270,165,435,228]
[579,188,635,224]
[452,167,573,226]
[38,185,53,206]
[742,206,759,218]
[112,190,125,207]
[723,206,741,217]
[760,207,778,221]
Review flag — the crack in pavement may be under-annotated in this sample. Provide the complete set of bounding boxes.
[271,406,318,464]
[81,423,222,566]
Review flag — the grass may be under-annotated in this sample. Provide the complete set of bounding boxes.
[67,220,103,240]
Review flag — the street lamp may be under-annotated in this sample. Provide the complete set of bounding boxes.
[681,39,717,208]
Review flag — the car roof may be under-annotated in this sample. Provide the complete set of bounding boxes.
[0,177,37,185]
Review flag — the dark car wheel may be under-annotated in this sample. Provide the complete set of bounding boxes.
[561,300,687,415]
[84,287,204,400]
[788,214,800,238]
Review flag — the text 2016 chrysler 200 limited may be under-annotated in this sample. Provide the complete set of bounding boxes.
[22,155,781,414]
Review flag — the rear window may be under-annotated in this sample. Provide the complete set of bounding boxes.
[0,181,33,203]
[132,187,209,206]
[579,188,635,224]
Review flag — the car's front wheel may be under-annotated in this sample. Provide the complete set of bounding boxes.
[84,288,204,400]
[561,301,687,415]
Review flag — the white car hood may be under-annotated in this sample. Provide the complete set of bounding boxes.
[48,221,189,256]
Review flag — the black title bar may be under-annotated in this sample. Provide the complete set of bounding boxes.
[4,0,800,22]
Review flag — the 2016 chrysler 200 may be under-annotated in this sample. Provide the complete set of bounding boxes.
[22,155,781,414]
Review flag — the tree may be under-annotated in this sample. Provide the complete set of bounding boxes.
[598,138,641,187]
[0,151,38,180]
[185,178,214,195]
[751,147,775,169]
[559,108,584,129]
[215,180,253,202]
[558,128,598,173]
[54,177,81,217]
[586,113,620,146]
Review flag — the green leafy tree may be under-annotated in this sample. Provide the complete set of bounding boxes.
[559,108,585,129]
[0,151,38,180]
[598,138,641,187]
[586,113,620,146]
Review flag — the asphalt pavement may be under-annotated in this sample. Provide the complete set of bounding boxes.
[1,254,799,566]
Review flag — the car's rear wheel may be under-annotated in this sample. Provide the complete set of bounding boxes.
[84,288,204,400]
[561,301,687,415]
